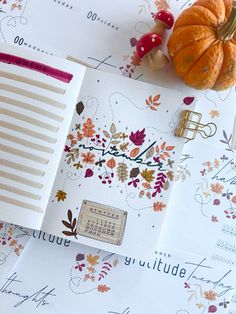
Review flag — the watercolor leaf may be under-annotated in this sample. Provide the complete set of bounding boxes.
[86,254,99,266]
[120,142,129,152]
[113,132,122,139]
[117,162,128,182]
[110,123,116,135]
[146,146,154,159]
[62,231,75,236]
[68,209,72,222]
[153,94,160,102]
[111,140,121,145]
[76,101,84,115]
[130,147,140,158]
[113,259,119,267]
[160,142,166,150]
[55,190,67,202]
[130,167,140,178]
[141,169,155,183]
[97,284,110,293]
[61,210,77,239]
[106,158,116,169]
[166,146,175,151]
[129,129,146,146]
[103,130,111,138]
[62,220,71,229]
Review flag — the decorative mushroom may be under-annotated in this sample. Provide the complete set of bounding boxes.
[151,10,175,37]
[136,32,169,71]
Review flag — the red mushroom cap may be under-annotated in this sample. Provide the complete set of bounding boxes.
[153,10,175,29]
[136,32,162,59]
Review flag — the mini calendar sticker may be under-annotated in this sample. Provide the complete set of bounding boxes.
[76,200,127,246]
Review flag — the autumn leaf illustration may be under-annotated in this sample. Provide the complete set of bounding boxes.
[220,130,233,152]
[145,94,161,111]
[110,123,116,135]
[81,152,95,164]
[97,284,110,293]
[66,148,80,164]
[130,147,140,158]
[166,171,174,181]
[156,143,175,160]
[130,167,140,178]
[106,157,116,169]
[120,142,129,152]
[73,162,83,169]
[129,128,146,146]
[210,183,224,194]
[98,262,113,281]
[112,132,122,139]
[160,142,166,150]
[166,146,175,151]
[146,146,154,159]
[141,169,155,183]
[62,209,78,239]
[152,172,167,196]
[103,130,111,138]
[204,290,217,301]
[117,162,128,182]
[153,201,166,212]
[76,101,84,115]
[209,110,220,119]
[86,254,99,266]
[55,190,67,202]
[82,118,95,138]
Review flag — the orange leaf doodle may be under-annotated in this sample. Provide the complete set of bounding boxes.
[166,146,175,151]
[77,131,83,140]
[153,201,166,212]
[130,147,140,158]
[160,142,166,150]
[97,285,110,293]
[204,290,217,301]
[55,190,67,202]
[82,118,95,138]
[211,183,224,194]
[106,157,116,169]
[81,152,95,164]
[86,254,99,266]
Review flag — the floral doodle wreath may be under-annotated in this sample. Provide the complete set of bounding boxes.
[69,252,118,295]
[0,223,28,265]
[195,158,236,223]
[58,93,194,236]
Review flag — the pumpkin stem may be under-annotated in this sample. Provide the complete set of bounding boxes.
[217,0,236,40]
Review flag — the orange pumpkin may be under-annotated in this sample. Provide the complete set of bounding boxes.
[168,0,236,90]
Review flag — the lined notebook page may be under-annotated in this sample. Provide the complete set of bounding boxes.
[0,44,86,230]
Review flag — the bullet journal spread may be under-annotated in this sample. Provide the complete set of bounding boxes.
[0,43,196,259]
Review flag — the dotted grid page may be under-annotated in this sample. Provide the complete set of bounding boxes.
[0,43,86,230]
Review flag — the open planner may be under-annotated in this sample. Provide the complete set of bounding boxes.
[0,43,198,259]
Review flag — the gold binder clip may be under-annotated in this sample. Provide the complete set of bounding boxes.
[176,110,217,140]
